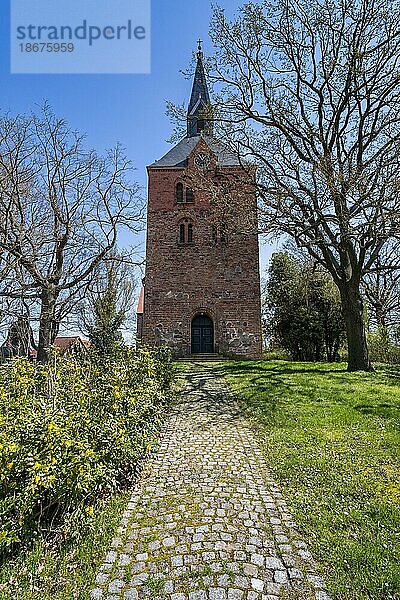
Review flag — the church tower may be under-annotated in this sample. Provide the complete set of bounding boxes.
[138,44,262,359]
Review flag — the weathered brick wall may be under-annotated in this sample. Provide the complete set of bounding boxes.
[142,142,262,359]
[136,313,144,340]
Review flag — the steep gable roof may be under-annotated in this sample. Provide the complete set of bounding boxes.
[148,134,240,169]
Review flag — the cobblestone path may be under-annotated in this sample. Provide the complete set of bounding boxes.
[91,364,331,600]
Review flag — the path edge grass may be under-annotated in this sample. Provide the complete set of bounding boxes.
[217,359,400,600]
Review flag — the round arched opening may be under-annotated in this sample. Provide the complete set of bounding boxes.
[191,314,214,354]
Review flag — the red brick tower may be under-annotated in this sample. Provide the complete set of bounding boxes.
[137,44,262,359]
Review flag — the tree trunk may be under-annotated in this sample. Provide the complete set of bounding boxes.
[339,282,372,372]
[37,290,58,363]
[375,304,389,337]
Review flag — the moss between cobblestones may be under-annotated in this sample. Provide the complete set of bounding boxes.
[104,490,227,596]
[145,575,166,596]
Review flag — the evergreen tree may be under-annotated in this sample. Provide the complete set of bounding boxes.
[87,261,129,354]
[265,252,345,361]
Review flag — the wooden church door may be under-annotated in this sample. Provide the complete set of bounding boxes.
[191,315,214,353]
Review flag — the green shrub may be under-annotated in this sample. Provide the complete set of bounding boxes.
[368,328,400,364]
[262,348,292,361]
[0,345,173,553]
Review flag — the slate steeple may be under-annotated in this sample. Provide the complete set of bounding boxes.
[187,40,213,138]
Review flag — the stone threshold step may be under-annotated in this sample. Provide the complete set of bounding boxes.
[176,354,225,362]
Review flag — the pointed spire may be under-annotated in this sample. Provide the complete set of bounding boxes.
[187,41,213,138]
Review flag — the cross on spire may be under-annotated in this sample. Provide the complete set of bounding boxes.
[197,39,203,58]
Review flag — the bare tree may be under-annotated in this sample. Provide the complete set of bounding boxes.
[362,240,400,331]
[209,0,400,370]
[0,105,143,361]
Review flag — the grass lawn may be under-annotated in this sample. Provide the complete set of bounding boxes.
[218,360,400,600]
[0,490,130,600]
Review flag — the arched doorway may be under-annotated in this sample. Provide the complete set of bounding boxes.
[191,315,214,354]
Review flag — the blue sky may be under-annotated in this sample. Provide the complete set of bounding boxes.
[1,0,276,283]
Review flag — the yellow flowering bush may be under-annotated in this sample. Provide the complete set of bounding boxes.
[0,345,173,553]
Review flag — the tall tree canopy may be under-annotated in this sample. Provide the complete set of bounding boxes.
[210,0,400,370]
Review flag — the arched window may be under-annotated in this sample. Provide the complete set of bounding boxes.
[176,182,184,203]
[178,220,194,245]
[179,223,185,243]
[186,188,194,203]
